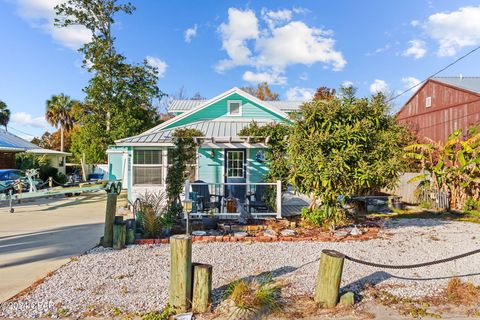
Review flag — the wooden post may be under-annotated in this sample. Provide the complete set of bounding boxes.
[126,228,135,245]
[314,249,345,308]
[103,193,117,247]
[192,264,212,313]
[169,235,192,313]
[113,223,126,250]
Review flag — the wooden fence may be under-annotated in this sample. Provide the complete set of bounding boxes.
[383,172,424,204]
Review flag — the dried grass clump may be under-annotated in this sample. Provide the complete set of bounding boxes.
[224,275,282,318]
[445,278,480,305]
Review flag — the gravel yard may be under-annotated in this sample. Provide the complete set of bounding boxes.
[2,218,480,318]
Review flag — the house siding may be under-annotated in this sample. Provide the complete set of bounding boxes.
[248,148,268,183]
[397,80,480,142]
[164,93,285,130]
[198,148,223,183]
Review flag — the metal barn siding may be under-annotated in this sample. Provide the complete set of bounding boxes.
[397,78,480,143]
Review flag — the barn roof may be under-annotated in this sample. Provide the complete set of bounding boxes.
[432,77,480,94]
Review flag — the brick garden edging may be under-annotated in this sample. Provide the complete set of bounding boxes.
[134,228,379,244]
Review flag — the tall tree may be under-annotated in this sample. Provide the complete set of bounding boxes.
[45,94,75,152]
[55,0,163,163]
[240,82,279,101]
[313,86,336,101]
[288,89,411,226]
[0,100,10,130]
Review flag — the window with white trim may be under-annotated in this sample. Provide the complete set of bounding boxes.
[133,150,163,185]
[227,100,242,116]
[426,96,432,108]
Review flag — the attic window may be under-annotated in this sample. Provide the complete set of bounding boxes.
[426,96,432,108]
[228,100,242,116]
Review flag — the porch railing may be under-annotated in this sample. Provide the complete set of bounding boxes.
[184,181,282,218]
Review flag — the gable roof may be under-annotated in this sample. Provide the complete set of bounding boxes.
[168,99,303,113]
[432,77,480,94]
[121,87,291,141]
[0,129,70,155]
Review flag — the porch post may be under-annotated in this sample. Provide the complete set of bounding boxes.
[276,180,282,219]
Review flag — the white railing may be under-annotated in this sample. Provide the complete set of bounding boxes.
[184,180,282,218]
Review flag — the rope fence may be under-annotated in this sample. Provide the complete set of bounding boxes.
[338,248,480,269]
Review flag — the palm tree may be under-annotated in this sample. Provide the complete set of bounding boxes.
[0,100,10,131]
[45,94,75,152]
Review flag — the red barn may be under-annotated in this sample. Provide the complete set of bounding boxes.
[397,77,480,143]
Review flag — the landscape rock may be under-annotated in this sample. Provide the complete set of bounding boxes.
[264,229,278,237]
[339,291,355,306]
[280,229,296,237]
[233,232,248,237]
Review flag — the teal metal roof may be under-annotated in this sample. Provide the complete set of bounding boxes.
[432,77,480,94]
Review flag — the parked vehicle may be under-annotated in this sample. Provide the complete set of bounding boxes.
[0,169,43,194]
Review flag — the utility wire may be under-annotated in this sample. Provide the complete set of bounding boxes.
[387,45,480,103]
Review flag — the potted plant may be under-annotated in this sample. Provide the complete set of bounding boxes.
[202,209,218,230]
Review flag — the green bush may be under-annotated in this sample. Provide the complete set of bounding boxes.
[300,206,348,229]
[464,197,479,213]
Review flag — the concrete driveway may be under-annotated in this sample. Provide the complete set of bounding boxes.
[0,192,118,302]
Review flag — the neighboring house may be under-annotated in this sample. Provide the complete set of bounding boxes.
[108,87,302,202]
[397,76,480,143]
[0,129,70,173]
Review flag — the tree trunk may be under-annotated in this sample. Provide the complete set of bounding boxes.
[60,125,64,152]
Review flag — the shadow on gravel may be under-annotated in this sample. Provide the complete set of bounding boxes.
[0,223,103,268]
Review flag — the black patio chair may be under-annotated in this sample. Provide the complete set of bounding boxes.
[247,184,269,213]
[191,180,223,213]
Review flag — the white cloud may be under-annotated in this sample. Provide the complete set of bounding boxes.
[424,6,480,56]
[11,112,49,128]
[242,70,286,85]
[299,72,308,81]
[410,20,420,27]
[216,8,346,80]
[286,87,314,101]
[261,8,292,29]
[146,56,168,78]
[184,24,198,43]
[402,76,421,89]
[402,40,427,59]
[15,0,91,50]
[342,80,353,87]
[216,8,259,72]
[369,79,389,94]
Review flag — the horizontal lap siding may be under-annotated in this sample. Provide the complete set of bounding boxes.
[198,148,223,183]
[248,148,268,183]
[164,93,284,130]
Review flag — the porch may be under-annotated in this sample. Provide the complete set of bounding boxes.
[184,181,283,218]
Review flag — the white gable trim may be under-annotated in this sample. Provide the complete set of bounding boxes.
[142,87,290,135]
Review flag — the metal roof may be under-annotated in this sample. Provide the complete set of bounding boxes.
[167,99,303,112]
[116,119,274,144]
[432,77,480,94]
[0,129,70,155]
[0,129,38,151]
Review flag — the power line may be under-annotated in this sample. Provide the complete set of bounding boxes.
[387,45,480,103]
[7,126,38,137]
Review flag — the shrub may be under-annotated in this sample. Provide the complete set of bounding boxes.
[224,275,281,317]
[464,197,479,213]
[300,206,348,229]
[136,205,162,238]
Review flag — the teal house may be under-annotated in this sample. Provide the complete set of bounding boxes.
[107,87,301,213]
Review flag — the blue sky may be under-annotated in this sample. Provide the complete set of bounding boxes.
[1,0,480,139]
